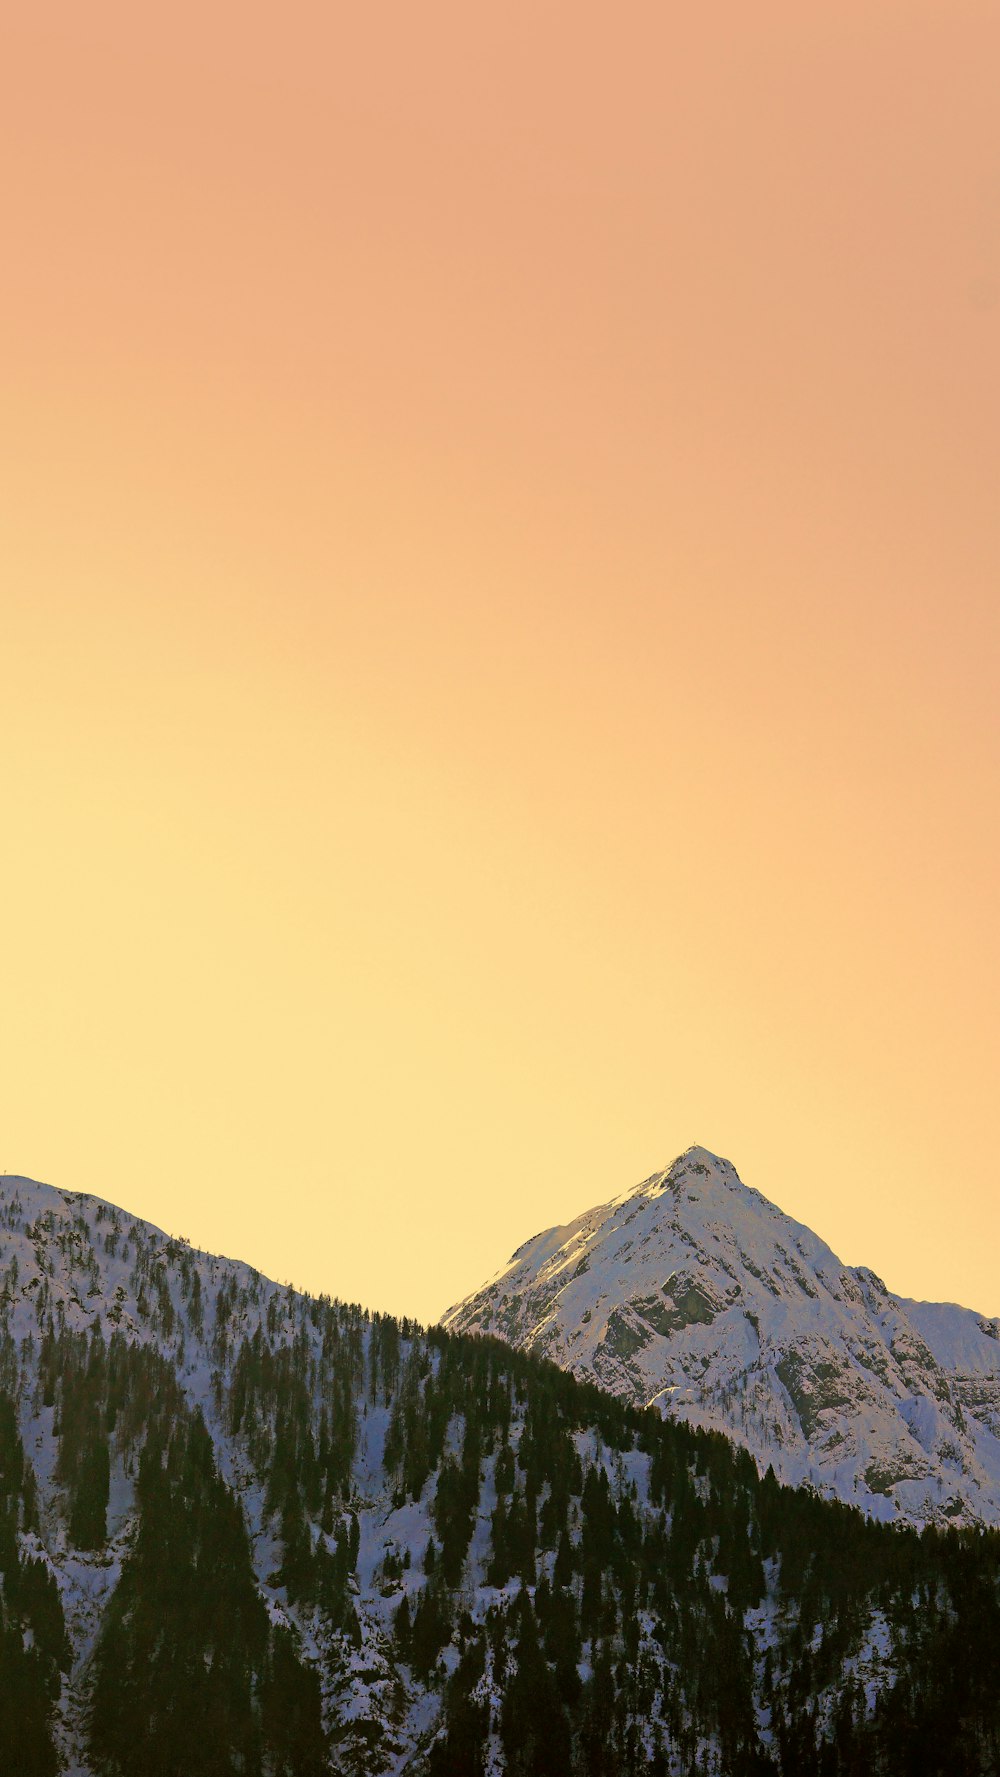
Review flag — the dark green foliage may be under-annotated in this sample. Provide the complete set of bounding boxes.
[433,1426,480,1586]
[86,1353,326,1777]
[68,1432,110,1549]
[9,1555,73,1675]
[0,1390,67,1774]
[312,1515,362,1643]
[500,1591,573,1776]
[427,1640,489,1777]
[410,1579,454,1682]
[50,1326,112,1548]
[0,1613,59,1777]
[260,1627,328,1777]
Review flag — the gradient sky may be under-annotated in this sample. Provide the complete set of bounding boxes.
[3,0,998,1324]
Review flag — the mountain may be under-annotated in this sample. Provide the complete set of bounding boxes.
[442,1147,1000,1529]
[2,1168,1000,1776]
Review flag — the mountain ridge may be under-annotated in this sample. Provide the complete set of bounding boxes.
[442,1146,1000,1529]
[2,1163,1000,1776]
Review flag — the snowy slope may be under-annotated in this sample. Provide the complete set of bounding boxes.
[4,1165,1000,1776]
[5,1166,819,1777]
[442,1147,1000,1528]
[0,1167,836,1777]
[0,1173,425,1774]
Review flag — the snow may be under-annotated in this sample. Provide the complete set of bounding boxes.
[443,1146,1000,1529]
[2,1154,992,1776]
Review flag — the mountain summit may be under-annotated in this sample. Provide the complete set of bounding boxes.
[442,1147,1000,1527]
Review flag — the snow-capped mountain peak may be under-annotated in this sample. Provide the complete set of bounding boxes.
[442,1147,1000,1528]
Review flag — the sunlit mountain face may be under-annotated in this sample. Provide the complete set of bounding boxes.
[444,1147,1000,1530]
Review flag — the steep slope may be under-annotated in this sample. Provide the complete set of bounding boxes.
[3,1169,1000,1777]
[442,1147,1000,1528]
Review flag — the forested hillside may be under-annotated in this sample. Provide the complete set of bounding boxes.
[1,1175,998,1775]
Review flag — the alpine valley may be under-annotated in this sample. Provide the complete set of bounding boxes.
[1,1161,999,1777]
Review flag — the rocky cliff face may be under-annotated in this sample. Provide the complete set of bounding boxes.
[442,1147,1000,1528]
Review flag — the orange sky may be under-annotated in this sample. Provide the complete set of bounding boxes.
[3,0,998,1323]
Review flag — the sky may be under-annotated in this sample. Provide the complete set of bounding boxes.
[3,0,998,1325]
